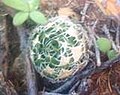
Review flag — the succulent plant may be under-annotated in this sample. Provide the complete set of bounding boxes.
[30,17,89,81]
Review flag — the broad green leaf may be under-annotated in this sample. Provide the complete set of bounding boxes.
[107,50,118,60]
[27,0,40,11]
[13,12,29,26]
[30,11,47,24]
[3,0,29,11]
[96,38,112,53]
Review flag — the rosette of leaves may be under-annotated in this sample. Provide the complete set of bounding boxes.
[3,0,47,26]
[30,17,89,81]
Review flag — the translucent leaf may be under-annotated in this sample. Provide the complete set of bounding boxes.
[13,12,29,26]
[96,38,112,53]
[51,57,59,65]
[3,0,29,11]
[30,11,47,24]
[51,40,59,49]
[107,50,118,60]
[27,0,40,11]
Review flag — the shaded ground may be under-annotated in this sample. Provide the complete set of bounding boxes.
[0,0,120,95]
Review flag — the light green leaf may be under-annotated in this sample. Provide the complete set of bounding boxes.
[96,38,112,53]
[13,12,29,26]
[107,50,118,60]
[30,11,47,24]
[3,0,29,11]
[27,0,40,11]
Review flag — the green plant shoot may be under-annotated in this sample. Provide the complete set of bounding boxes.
[3,0,47,26]
[96,37,112,53]
[107,50,118,60]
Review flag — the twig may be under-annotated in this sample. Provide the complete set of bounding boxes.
[64,0,73,7]
[0,25,5,31]
[87,26,101,66]
[76,78,88,95]
[103,25,118,51]
[25,54,38,95]
[92,19,98,30]
[81,2,90,23]
[69,81,80,93]
[113,84,120,95]
[2,15,20,78]
[52,76,78,93]
[39,92,71,95]
[116,26,120,50]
